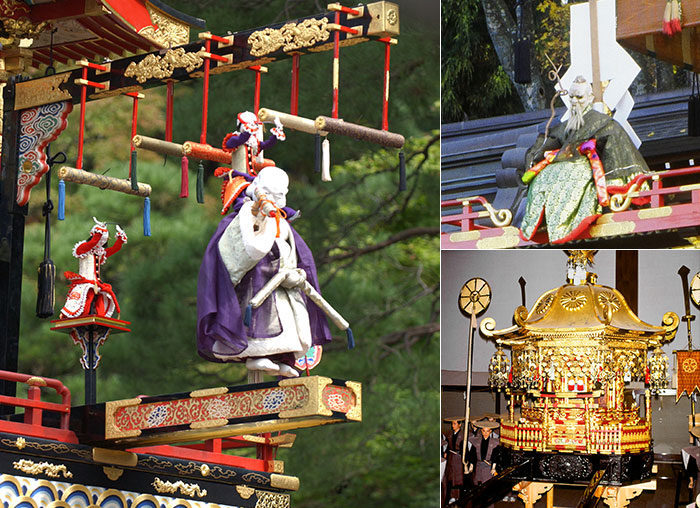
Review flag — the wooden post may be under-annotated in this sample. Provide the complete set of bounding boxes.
[589,0,604,110]
[0,78,23,411]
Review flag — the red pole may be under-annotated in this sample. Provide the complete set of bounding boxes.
[290,53,300,116]
[165,80,174,142]
[129,95,139,177]
[381,39,391,131]
[332,11,340,118]
[200,39,211,144]
[77,66,87,169]
[254,68,261,115]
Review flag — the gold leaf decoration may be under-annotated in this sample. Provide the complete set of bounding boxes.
[151,477,207,498]
[249,18,330,57]
[125,48,205,83]
[12,459,73,478]
[560,290,587,311]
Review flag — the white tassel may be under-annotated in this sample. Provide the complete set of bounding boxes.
[321,138,331,182]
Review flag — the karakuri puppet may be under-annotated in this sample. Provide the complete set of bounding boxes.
[60,217,127,319]
[222,111,285,176]
[197,166,349,378]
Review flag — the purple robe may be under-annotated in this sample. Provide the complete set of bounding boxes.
[197,199,332,365]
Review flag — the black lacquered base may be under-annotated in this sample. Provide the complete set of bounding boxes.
[497,446,654,486]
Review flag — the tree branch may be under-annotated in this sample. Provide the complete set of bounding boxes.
[322,226,438,264]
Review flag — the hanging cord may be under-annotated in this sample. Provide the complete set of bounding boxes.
[36,147,66,318]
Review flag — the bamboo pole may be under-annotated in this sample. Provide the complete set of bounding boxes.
[315,116,405,149]
[57,167,151,197]
[132,135,184,157]
[258,108,326,135]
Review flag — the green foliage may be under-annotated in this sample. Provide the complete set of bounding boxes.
[16,2,439,505]
[441,0,522,122]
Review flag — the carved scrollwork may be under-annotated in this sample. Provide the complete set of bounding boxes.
[661,312,679,342]
[249,18,330,56]
[125,48,206,83]
[514,305,529,326]
[12,459,73,478]
[151,477,207,498]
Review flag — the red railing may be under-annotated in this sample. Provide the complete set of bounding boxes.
[0,370,71,430]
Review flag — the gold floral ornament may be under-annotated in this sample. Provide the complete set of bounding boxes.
[560,290,587,311]
[683,357,698,374]
[249,18,330,57]
[597,291,621,313]
[534,294,555,316]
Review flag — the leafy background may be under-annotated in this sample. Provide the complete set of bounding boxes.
[16,1,440,507]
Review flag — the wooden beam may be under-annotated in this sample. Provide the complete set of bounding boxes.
[616,250,638,314]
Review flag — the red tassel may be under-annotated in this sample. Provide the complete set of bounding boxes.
[180,156,189,198]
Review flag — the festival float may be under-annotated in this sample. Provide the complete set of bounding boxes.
[441,0,700,249]
[462,251,681,507]
[0,1,404,507]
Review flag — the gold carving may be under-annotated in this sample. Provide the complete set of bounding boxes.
[255,491,290,508]
[236,485,255,499]
[279,376,332,418]
[139,5,190,48]
[249,18,330,57]
[151,477,207,498]
[597,291,621,313]
[269,474,300,491]
[12,459,72,478]
[200,464,210,477]
[637,206,673,219]
[105,398,143,440]
[345,380,362,421]
[125,48,206,83]
[534,294,555,315]
[0,18,48,47]
[103,466,124,481]
[560,290,587,311]
[14,437,26,450]
[272,461,284,473]
[14,73,72,110]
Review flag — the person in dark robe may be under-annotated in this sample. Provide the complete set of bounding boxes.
[443,417,476,505]
[519,76,650,244]
[469,419,500,485]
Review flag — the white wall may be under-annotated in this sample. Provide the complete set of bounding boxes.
[441,250,700,376]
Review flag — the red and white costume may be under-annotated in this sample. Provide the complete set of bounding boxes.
[60,218,127,319]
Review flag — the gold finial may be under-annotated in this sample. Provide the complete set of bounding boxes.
[565,250,598,285]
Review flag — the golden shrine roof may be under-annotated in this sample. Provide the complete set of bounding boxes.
[481,282,678,343]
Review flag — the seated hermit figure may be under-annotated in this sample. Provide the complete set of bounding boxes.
[519,76,649,244]
[197,166,332,377]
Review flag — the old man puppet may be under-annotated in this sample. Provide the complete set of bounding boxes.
[519,76,649,243]
[196,166,335,377]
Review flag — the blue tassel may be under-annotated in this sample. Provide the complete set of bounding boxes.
[143,197,151,237]
[58,179,65,220]
[399,151,406,191]
[346,327,355,350]
[244,304,252,327]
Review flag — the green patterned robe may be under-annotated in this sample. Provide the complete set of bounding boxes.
[520,109,649,244]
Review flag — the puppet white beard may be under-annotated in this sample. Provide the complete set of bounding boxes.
[566,103,586,134]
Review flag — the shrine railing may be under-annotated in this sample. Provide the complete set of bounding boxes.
[441,165,700,248]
